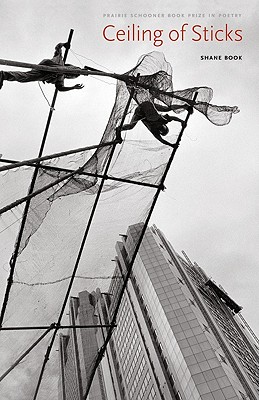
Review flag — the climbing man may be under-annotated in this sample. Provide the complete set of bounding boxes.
[116,100,191,147]
[0,42,84,92]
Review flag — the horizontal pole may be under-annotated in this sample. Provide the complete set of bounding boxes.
[0,29,75,334]
[0,324,116,331]
[0,59,194,105]
[0,160,94,216]
[0,140,117,173]
[0,157,160,190]
[0,58,128,81]
[83,94,197,399]
[0,325,53,382]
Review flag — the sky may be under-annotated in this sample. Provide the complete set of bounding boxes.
[0,0,258,396]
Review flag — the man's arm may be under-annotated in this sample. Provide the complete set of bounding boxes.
[154,103,171,112]
[163,115,187,126]
[155,102,192,113]
[119,121,138,131]
[53,42,70,57]
[151,132,177,148]
[55,83,84,92]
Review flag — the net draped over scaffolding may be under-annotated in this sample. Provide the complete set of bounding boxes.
[0,51,239,399]
[126,51,239,126]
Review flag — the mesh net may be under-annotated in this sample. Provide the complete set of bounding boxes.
[126,51,239,125]
[0,51,239,399]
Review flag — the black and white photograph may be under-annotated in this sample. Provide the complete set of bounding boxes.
[0,1,258,399]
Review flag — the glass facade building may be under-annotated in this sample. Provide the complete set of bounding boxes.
[58,223,259,400]
[58,292,108,400]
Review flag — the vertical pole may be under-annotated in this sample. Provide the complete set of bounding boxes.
[0,29,74,328]
[32,83,137,400]
[83,93,198,399]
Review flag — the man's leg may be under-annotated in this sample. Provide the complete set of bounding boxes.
[2,70,43,83]
[164,114,187,128]
[120,120,139,131]
[115,108,142,142]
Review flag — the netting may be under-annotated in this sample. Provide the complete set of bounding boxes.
[0,51,239,399]
[126,52,239,126]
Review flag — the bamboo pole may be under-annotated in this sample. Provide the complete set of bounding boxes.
[0,324,116,331]
[0,325,54,382]
[0,161,92,216]
[0,157,160,189]
[0,29,74,327]
[0,58,194,104]
[0,58,128,81]
[32,81,137,400]
[83,93,198,399]
[0,140,117,173]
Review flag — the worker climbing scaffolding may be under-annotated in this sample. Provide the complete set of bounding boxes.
[0,46,239,129]
[0,42,84,92]
[115,100,192,147]
[0,45,241,279]
[112,51,239,146]
[0,30,242,400]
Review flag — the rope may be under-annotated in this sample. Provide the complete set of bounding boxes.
[38,82,55,111]
[70,49,114,72]
[70,49,116,86]
[13,275,122,286]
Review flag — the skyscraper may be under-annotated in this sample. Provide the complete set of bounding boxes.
[58,293,108,400]
[58,223,259,400]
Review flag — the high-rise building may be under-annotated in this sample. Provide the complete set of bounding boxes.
[58,293,108,400]
[58,223,259,400]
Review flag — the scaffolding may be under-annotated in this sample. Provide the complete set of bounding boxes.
[0,29,196,399]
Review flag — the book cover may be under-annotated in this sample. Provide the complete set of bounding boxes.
[0,0,258,398]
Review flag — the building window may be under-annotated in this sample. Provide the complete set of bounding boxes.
[169,373,175,387]
[163,356,169,370]
[203,324,210,332]
[239,391,248,399]
[153,329,158,341]
[176,391,183,400]
[218,354,227,364]
[148,386,156,399]
[138,371,151,399]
